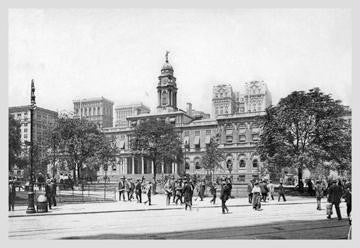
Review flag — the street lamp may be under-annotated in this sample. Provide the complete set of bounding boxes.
[26,79,36,214]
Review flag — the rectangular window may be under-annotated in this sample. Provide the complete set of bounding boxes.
[239,135,246,142]
[24,134,28,139]
[184,130,189,136]
[24,128,28,133]
[252,134,260,141]
[206,130,211,136]
[195,130,200,136]
[237,175,246,182]
[226,135,233,143]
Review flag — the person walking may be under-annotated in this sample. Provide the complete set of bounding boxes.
[247,180,254,204]
[315,180,323,210]
[170,176,176,203]
[278,182,286,202]
[209,182,217,205]
[164,179,172,206]
[118,177,126,201]
[129,178,135,201]
[125,178,131,201]
[220,181,230,214]
[343,183,352,219]
[252,181,262,210]
[174,181,183,205]
[268,180,275,201]
[50,178,57,207]
[260,180,268,202]
[327,180,343,220]
[199,179,206,201]
[135,179,142,203]
[8,179,16,211]
[45,179,53,209]
[143,181,152,206]
[183,180,193,211]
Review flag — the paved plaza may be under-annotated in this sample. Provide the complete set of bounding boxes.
[8,195,350,239]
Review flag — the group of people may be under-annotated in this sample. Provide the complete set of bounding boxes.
[118,176,153,205]
[247,179,286,211]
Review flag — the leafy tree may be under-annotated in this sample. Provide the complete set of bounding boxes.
[47,114,111,183]
[258,88,351,190]
[9,115,22,171]
[130,118,183,193]
[201,136,224,181]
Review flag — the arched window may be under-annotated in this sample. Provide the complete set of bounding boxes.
[253,159,258,168]
[240,159,246,168]
[185,162,190,170]
[195,161,201,170]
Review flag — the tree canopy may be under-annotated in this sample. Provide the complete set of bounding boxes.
[258,88,351,183]
[130,118,183,191]
[9,115,22,171]
[201,136,224,175]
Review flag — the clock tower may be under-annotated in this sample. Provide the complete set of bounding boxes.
[157,51,178,113]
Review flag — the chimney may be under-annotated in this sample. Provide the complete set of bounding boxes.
[186,103,192,116]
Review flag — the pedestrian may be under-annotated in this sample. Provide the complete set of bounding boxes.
[209,182,217,205]
[315,180,323,210]
[260,180,268,202]
[164,179,172,206]
[45,179,52,209]
[226,178,232,199]
[8,179,16,211]
[125,178,131,201]
[171,176,176,203]
[143,181,152,206]
[189,179,195,205]
[220,181,230,214]
[278,182,286,202]
[175,181,183,205]
[135,179,142,203]
[268,180,275,201]
[118,177,126,201]
[129,178,135,201]
[247,180,254,204]
[342,183,352,219]
[252,181,262,210]
[183,180,193,211]
[326,180,343,220]
[199,179,206,201]
[50,178,57,207]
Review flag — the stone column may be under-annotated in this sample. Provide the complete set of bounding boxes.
[161,162,164,174]
[174,163,178,175]
[132,156,135,175]
[151,161,154,174]
[141,156,144,174]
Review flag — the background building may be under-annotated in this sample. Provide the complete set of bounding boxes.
[115,103,150,127]
[97,53,272,188]
[9,105,58,177]
[73,97,114,128]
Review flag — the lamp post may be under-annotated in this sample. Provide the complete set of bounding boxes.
[26,79,36,214]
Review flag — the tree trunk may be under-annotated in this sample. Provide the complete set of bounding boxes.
[298,167,304,192]
[72,167,76,184]
[77,164,81,183]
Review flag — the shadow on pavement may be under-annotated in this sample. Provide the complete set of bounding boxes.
[62,218,350,240]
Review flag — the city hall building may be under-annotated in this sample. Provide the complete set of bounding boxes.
[97,53,272,184]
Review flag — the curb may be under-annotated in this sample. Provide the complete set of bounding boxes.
[8,201,317,218]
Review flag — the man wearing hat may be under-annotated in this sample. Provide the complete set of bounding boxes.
[183,180,193,211]
[315,180,324,210]
[135,179,142,203]
[327,180,343,220]
[343,183,352,219]
[118,176,126,201]
[129,178,135,201]
[247,180,254,204]
[45,179,53,209]
[199,179,206,201]
[143,181,153,206]
[252,180,262,210]
[220,180,230,214]
[8,178,16,211]
[50,178,57,207]
[278,182,286,202]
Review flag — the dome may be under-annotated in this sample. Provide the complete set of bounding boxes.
[161,61,173,71]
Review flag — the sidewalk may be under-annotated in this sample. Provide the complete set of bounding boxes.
[9,194,325,218]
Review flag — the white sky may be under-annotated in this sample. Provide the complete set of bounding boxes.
[8,9,352,114]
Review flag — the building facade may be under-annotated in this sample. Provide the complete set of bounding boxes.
[9,105,58,177]
[97,53,272,184]
[73,97,114,128]
[115,103,151,127]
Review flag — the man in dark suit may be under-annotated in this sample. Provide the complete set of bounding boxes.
[220,181,230,214]
[327,180,343,220]
[118,177,126,201]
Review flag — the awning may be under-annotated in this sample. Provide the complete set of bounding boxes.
[194,136,200,145]
[205,136,211,144]
[183,136,189,145]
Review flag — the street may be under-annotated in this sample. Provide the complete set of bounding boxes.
[8,198,350,239]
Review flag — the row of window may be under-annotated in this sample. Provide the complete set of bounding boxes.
[185,159,258,171]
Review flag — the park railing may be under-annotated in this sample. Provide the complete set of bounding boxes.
[14,182,118,206]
